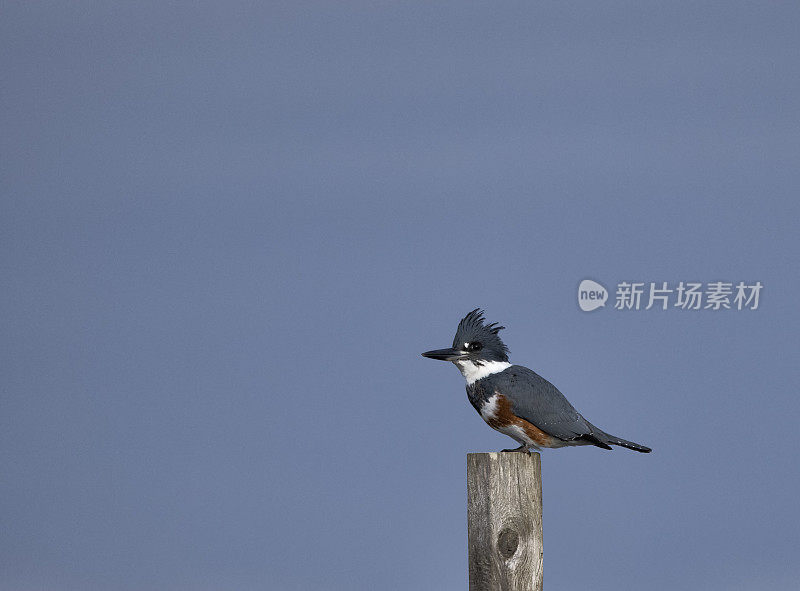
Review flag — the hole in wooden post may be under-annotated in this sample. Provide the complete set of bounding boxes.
[497,527,519,560]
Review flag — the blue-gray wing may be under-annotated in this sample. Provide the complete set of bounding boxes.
[489,365,593,441]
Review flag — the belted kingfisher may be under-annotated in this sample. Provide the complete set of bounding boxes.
[422,309,651,454]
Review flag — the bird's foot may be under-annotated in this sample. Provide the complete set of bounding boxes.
[501,445,531,455]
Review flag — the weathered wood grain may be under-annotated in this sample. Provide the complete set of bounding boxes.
[467,452,543,591]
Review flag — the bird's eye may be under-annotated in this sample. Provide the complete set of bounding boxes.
[465,342,483,352]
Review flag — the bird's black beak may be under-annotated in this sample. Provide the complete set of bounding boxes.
[421,347,463,362]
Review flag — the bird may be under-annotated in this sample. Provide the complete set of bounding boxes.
[421,309,651,454]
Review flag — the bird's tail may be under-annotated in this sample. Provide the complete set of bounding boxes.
[597,429,652,453]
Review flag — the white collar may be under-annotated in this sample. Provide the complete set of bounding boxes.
[454,360,511,385]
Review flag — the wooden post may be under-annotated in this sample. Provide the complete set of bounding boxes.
[467,452,543,591]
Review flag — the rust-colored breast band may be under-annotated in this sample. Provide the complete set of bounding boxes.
[488,394,559,448]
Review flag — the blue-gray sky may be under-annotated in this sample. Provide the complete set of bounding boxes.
[2,2,799,590]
